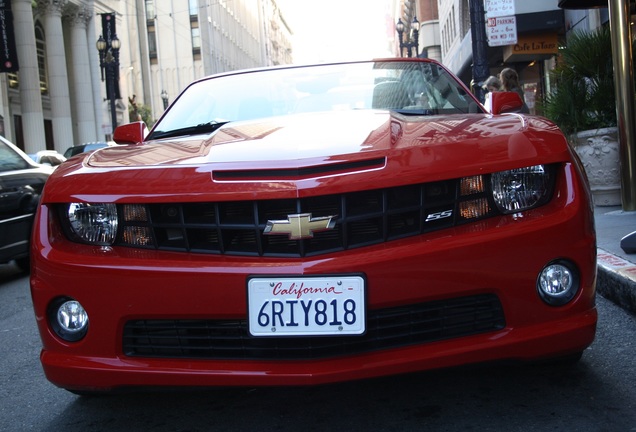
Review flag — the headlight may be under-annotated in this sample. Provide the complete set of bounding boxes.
[66,203,118,245]
[491,165,552,213]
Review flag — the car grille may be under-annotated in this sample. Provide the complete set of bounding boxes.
[122,294,505,360]
[116,177,496,257]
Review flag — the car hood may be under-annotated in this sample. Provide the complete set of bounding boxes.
[88,111,393,168]
[90,110,566,166]
[45,110,571,202]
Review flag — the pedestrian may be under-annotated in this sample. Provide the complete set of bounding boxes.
[499,68,529,113]
[483,75,502,93]
[482,75,502,113]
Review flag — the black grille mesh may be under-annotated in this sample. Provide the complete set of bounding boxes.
[117,179,494,257]
[122,294,505,360]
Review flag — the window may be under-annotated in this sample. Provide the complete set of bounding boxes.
[461,0,470,35]
[7,23,49,93]
[192,27,201,51]
[145,0,155,21]
[451,6,456,40]
[7,72,18,89]
[145,0,156,62]
[148,27,157,60]
[190,5,200,58]
[35,22,48,95]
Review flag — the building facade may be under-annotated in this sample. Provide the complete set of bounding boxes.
[2,0,613,157]
[0,0,291,155]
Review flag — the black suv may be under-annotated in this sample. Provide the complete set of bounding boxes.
[0,136,52,271]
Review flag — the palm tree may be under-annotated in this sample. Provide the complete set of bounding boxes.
[542,26,616,137]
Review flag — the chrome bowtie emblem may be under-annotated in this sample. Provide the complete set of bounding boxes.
[263,213,337,240]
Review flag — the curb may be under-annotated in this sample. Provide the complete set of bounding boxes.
[597,248,636,315]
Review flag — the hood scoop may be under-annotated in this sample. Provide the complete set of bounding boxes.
[212,157,386,181]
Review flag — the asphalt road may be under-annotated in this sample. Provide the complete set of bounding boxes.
[1,262,636,432]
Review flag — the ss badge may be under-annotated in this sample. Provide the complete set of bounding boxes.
[425,209,453,222]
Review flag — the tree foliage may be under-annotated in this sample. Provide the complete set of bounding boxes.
[541,26,616,137]
[128,96,156,129]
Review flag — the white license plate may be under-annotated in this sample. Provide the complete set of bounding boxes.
[247,275,365,337]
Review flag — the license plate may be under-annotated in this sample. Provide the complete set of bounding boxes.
[247,275,365,337]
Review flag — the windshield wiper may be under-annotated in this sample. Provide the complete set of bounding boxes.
[394,108,435,116]
[148,120,230,140]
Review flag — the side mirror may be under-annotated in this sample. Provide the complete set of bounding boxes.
[490,91,524,114]
[113,121,149,145]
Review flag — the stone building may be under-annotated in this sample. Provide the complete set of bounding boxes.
[0,0,291,155]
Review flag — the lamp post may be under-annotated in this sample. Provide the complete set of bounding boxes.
[396,17,420,58]
[96,34,121,134]
[469,0,489,104]
[161,89,169,110]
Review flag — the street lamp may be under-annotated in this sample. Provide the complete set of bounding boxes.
[396,16,420,58]
[96,34,121,134]
[161,89,169,110]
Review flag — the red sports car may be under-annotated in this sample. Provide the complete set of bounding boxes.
[30,59,597,394]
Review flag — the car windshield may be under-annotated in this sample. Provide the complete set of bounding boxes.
[149,60,481,140]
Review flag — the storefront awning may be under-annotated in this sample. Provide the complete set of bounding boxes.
[503,32,559,63]
[558,0,607,8]
[559,0,635,9]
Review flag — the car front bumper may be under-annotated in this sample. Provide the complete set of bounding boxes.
[30,166,597,392]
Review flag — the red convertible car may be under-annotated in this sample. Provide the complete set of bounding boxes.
[30,59,597,393]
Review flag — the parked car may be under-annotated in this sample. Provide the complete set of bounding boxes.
[29,150,66,167]
[63,141,117,158]
[0,136,52,271]
[30,59,597,394]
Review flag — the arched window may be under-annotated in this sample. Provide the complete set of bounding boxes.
[35,22,49,95]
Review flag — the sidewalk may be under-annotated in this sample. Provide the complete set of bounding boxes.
[595,206,636,314]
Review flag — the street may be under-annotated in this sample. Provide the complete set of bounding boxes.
[1,262,635,432]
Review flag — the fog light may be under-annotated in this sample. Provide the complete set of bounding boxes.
[49,298,89,342]
[537,261,579,306]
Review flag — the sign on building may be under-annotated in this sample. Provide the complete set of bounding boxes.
[503,32,559,62]
[485,0,515,18]
[485,0,517,47]
[486,15,518,47]
[0,0,19,73]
